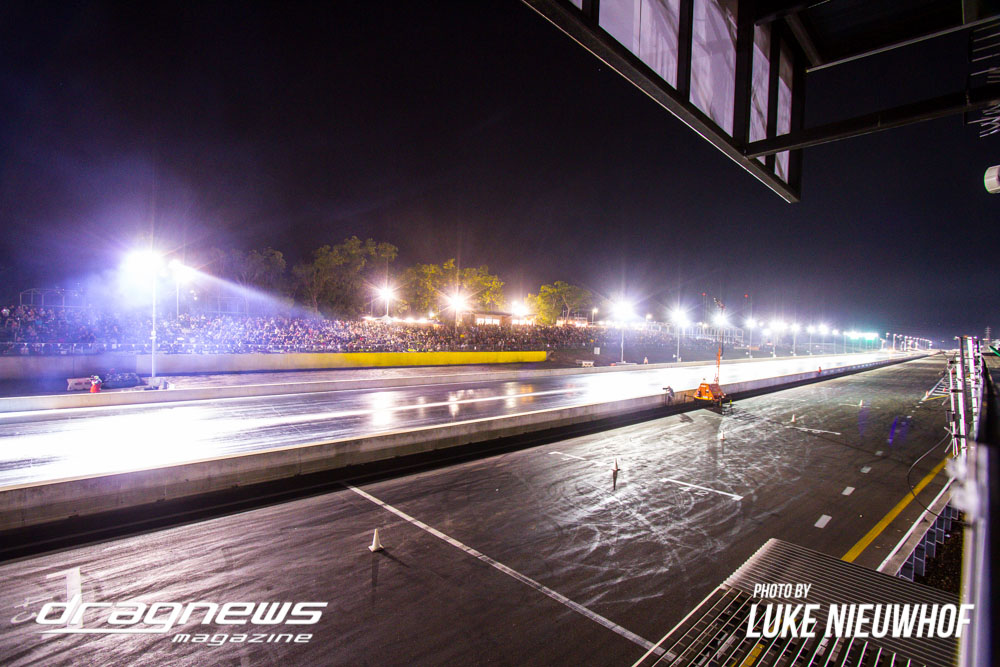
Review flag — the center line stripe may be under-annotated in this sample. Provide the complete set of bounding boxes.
[347,485,660,654]
[660,478,743,501]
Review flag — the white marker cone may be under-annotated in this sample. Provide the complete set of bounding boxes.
[791,414,796,423]
[718,431,725,441]
[369,529,384,552]
[612,458,620,472]
[859,399,864,407]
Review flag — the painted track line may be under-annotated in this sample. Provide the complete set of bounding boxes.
[347,484,661,654]
[660,478,743,501]
[842,456,951,562]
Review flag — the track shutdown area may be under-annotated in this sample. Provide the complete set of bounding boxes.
[0,356,950,666]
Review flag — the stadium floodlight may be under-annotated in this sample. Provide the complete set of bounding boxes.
[611,301,635,322]
[790,323,800,333]
[123,249,164,282]
[745,317,756,329]
[512,301,529,318]
[444,292,469,323]
[806,325,816,334]
[818,324,829,335]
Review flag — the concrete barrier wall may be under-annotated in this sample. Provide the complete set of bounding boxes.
[0,354,913,531]
[0,354,138,380]
[0,352,916,414]
[0,350,546,381]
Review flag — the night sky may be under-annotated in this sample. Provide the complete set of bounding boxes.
[1,1,996,341]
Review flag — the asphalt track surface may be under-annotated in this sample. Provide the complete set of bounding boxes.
[0,353,892,488]
[0,355,951,666]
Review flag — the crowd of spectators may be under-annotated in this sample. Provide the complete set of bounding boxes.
[1,306,704,356]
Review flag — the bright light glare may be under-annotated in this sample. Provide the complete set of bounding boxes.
[671,309,689,327]
[512,301,528,317]
[612,301,635,321]
[745,317,756,329]
[168,259,196,283]
[818,324,829,334]
[806,325,816,334]
[377,286,395,302]
[772,320,786,331]
[713,312,728,326]
[445,293,469,311]
[790,323,800,333]
[122,250,163,280]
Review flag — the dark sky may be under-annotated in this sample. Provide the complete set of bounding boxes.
[0,1,995,341]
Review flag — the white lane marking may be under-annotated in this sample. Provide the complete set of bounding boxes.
[660,478,743,501]
[815,515,832,528]
[550,452,588,462]
[347,485,660,653]
[790,426,841,435]
[665,423,689,431]
[875,450,883,457]
[861,466,871,474]
[842,487,855,496]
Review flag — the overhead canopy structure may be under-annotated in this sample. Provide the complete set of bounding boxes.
[523,0,1000,202]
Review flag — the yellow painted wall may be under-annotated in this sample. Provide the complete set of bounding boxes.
[135,350,548,374]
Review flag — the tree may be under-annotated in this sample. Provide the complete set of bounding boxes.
[400,259,505,316]
[208,247,287,312]
[526,281,592,324]
[292,237,398,317]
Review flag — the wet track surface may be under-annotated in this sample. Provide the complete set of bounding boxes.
[0,356,950,666]
[0,353,889,487]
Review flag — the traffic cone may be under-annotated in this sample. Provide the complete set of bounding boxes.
[859,399,864,407]
[369,529,384,552]
[791,414,796,423]
[612,458,620,472]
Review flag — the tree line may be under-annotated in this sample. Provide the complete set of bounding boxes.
[203,237,595,323]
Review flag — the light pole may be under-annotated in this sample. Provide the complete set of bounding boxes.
[791,323,800,356]
[672,309,688,362]
[446,292,468,326]
[125,250,164,383]
[591,307,598,324]
[612,301,634,363]
[806,325,815,354]
[377,286,395,318]
[745,318,755,358]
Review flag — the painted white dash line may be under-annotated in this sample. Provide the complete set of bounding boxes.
[347,485,660,654]
[660,478,743,501]
[815,515,832,528]
[791,426,841,435]
[860,466,871,474]
[842,487,855,496]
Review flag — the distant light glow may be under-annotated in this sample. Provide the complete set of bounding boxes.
[713,312,728,326]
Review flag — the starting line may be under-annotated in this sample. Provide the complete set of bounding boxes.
[347,484,662,655]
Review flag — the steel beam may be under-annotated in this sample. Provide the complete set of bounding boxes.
[746,84,1000,157]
